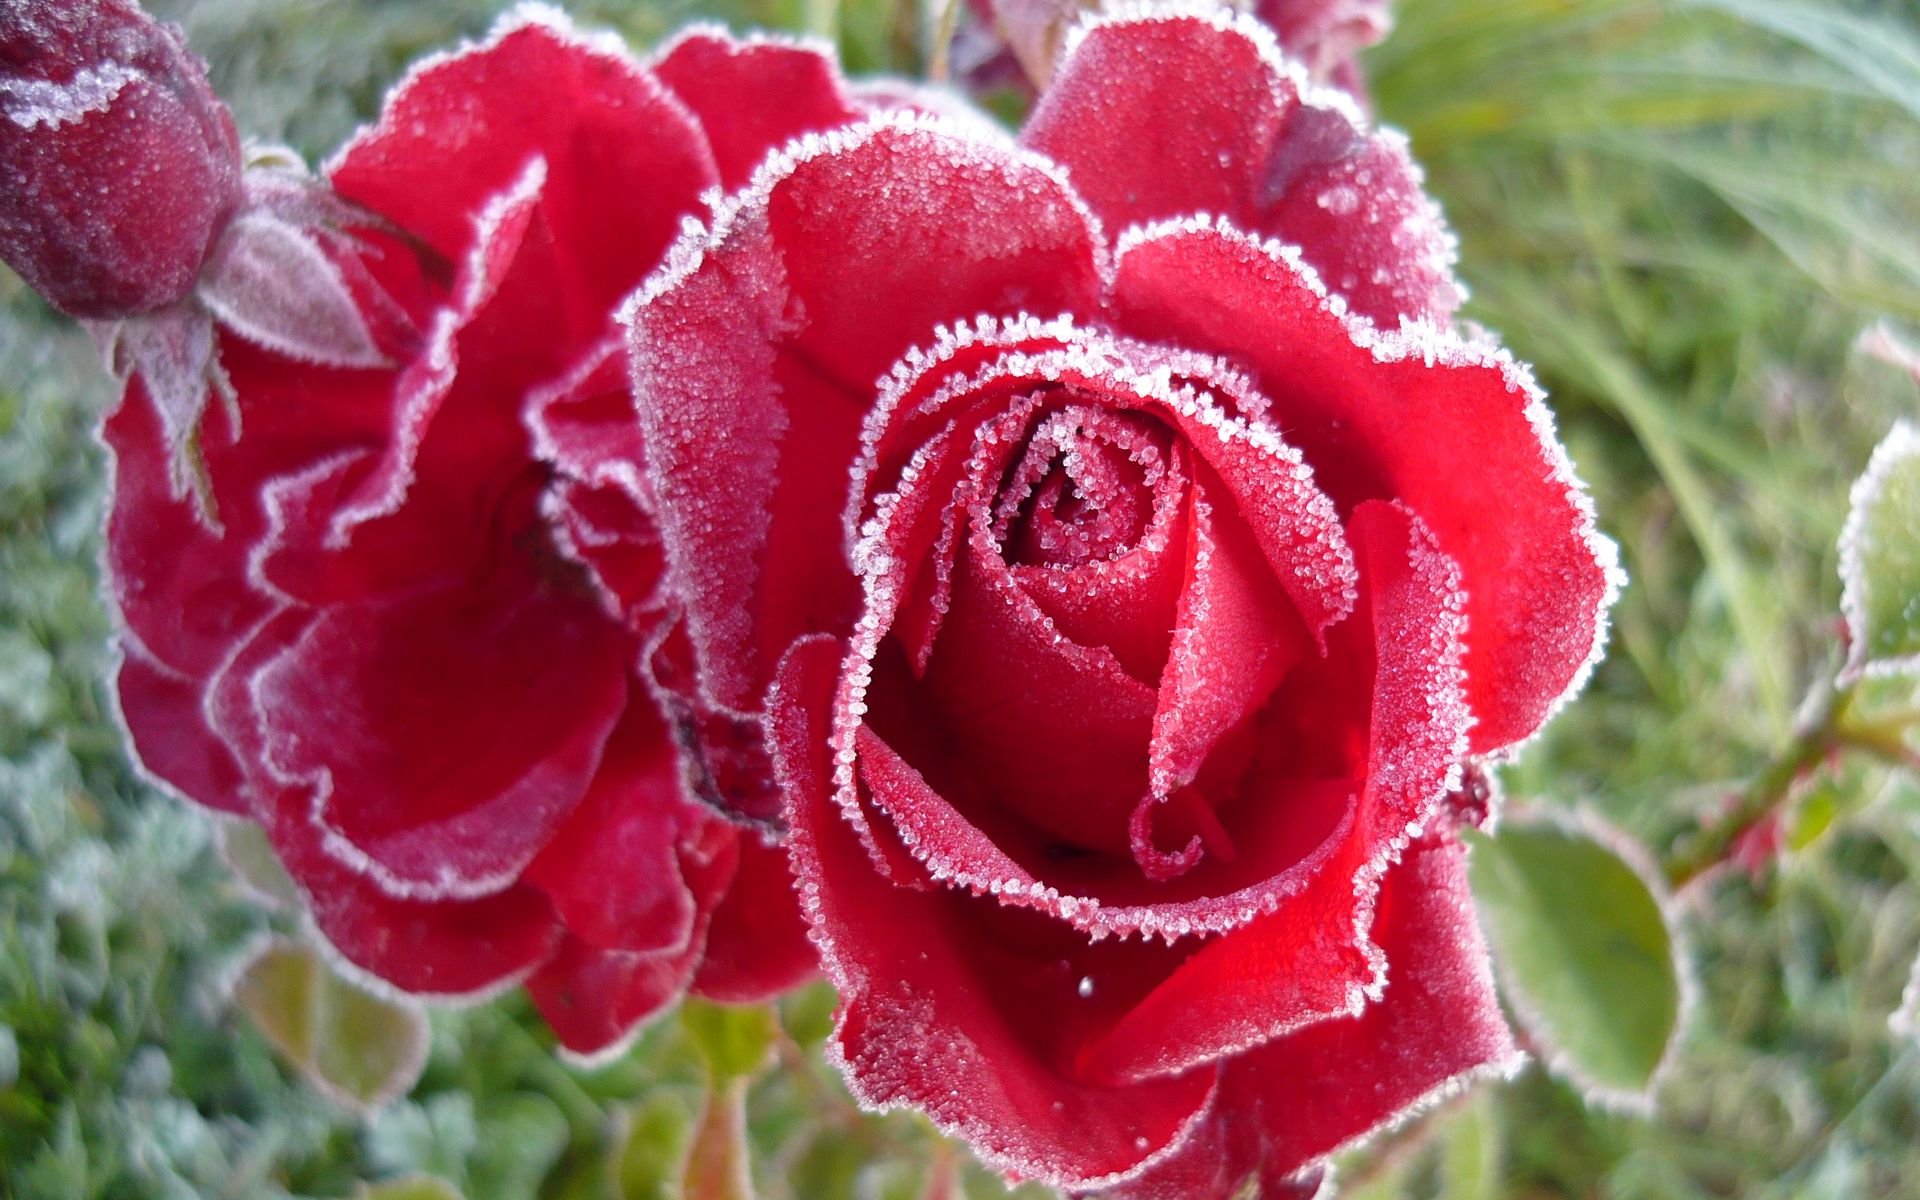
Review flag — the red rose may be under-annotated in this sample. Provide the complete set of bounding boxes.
[627,7,1617,1193]
[0,0,242,319]
[100,9,881,1059]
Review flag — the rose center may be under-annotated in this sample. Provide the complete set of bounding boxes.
[992,405,1171,569]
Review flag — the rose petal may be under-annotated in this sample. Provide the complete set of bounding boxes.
[522,702,701,954]
[526,930,704,1063]
[328,5,715,303]
[774,636,1220,1191]
[652,27,861,190]
[1114,217,1617,751]
[1102,833,1522,1197]
[1024,9,1458,325]
[264,788,562,1002]
[691,834,821,1002]
[626,115,1108,715]
[254,572,629,900]
[1077,501,1473,1083]
[113,639,248,815]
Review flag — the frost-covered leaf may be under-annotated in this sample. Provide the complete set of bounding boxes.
[197,211,384,368]
[358,1176,464,1200]
[102,305,220,504]
[231,937,428,1113]
[1465,818,1685,1108]
[216,820,301,911]
[465,1095,569,1200]
[609,1093,693,1200]
[1840,421,1920,678]
[681,998,776,1080]
[1891,951,1920,1040]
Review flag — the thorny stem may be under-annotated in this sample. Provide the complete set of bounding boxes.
[1662,680,1920,890]
[1662,686,1853,890]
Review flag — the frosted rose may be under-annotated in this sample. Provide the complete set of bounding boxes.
[0,0,241,318]
[100,9,870,1059]
[628,7,1618,1193]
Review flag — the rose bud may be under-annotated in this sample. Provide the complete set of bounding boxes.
[98,7,888,1060]
[0,0,241,318]
[627,6,1619,1194]
[955,0,1390,95]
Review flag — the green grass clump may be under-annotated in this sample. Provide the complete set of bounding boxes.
[4,0,1920,1196]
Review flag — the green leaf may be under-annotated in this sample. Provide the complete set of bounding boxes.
[1464,819,1685,1107]
[216,820,301,911]
[680,998,777,1080]
[609,1092,694,1200]
[232,937,428,1113]
[358,1176,464,1200]
[1841,422,1920,677]
[780,980,839,1048]
[466,1094,569,1200]
[1438,1089,1502,1200]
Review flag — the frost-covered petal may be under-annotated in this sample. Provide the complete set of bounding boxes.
[1076,501,1473,1082]
[526,930,704,1062]
[253,575,630,900]
[1146,482,1306,807]
[522,703,701,955]
[1024,8,1458,325]
[1099,833,1522,1198]
[691,834,820,1002]
[263,788,563,1002]
[775,636,1219,1190]
[527,824,738,1061]
[652,26,860,190]
[113,640,248,816]
[1113,219,1615,752]
[328,4,715,299]
[626,114,1106,786]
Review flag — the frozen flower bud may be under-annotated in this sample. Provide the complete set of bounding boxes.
[0,0,242,318]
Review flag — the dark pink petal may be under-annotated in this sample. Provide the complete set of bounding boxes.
[773,635,1220,1191]
[1105,833,1521,1196]
[264,789,562,1001]
[1147,481,1306,806]
[522,703,701,955]
[627,116,1106,805]
[100,383,268,682]
[530,818,740,1060]
[691,834,820,1002]
[328,5,715,308]
[653,27,861,190]
[1078,501,1472,1083]
[0,0,241,318]
[113,640,248,815]
[254,574,629,899]
[526,930,703,1062]
[1114,219,1617,751]
[1023,9,1458,325]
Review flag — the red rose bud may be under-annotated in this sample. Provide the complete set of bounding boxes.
[0,0,242,318]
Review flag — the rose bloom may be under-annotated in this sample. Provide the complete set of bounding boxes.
[0,0,242,319]
[627,5,1618,1195]
[98,7,881,1059]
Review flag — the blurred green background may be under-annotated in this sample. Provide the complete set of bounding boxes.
[4,0,1920,1196]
